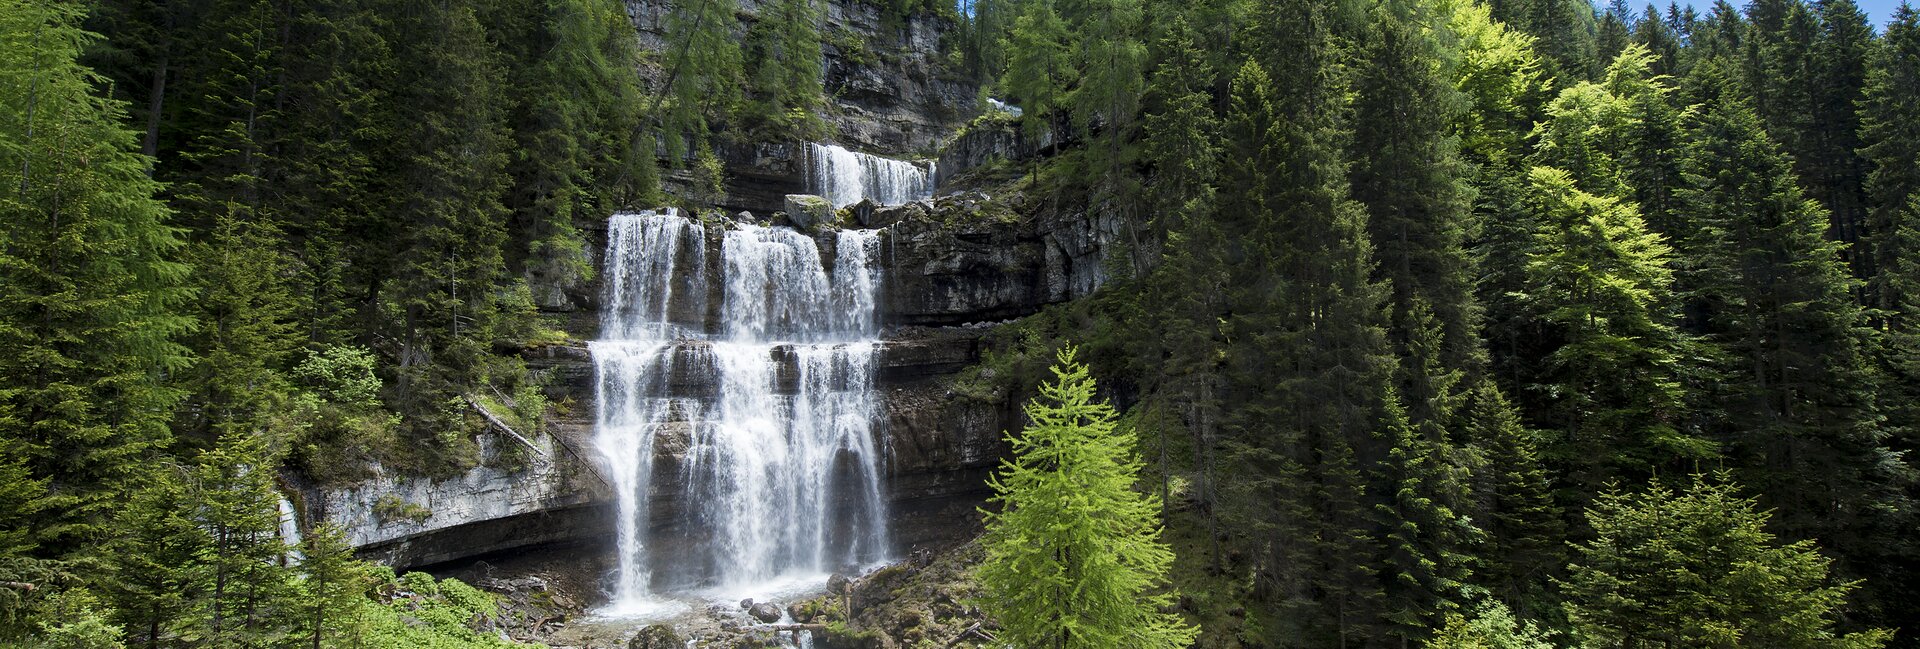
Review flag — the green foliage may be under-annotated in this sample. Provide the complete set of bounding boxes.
[744,0,828,139]
[1427,597,1556,649]
[357,570,532,649]
[1562,475,1890,648]
[977,347,1197,649]
[659,0,743,162]
[0,0,193,562]
[1513,166,1709,487]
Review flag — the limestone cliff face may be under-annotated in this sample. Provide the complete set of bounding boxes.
[314,191,1121,568]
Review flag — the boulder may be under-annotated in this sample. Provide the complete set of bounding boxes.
[628,624,683,649]
[748,602,783,623]
[827,573,852,596]
[739,598,754,610]
[784,194,834,230]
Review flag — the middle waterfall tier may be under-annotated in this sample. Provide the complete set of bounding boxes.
[592,209,890,613]
[806,142,936,209]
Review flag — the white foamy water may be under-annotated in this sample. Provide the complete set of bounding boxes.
[592,209,890,616]
[805,143,935,209]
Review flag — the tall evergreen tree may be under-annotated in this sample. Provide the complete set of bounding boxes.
[1003,0,1072,143]
[1862,5,1920,321]
[658,0,742,162]
[744,0,827,139]
[977,348,1198,649]
[1807,0,1874,273]
[1350,0,1482,380]
[0,0,193,560]
[1678,65,1911,578]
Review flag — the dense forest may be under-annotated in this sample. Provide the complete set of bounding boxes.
[5,0,1920,645]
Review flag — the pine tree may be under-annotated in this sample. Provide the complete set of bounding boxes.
[382,0,517,441]
[299,524,369,649]
[0,0,193,559]
[1002,0,1072,143]
[977,347,1198,649]
[1807,0,1874,274]
[658,0,742,162]
[1863,5,1920,321]
[187,431,299,647]
[108,464,206,647]
[744,0,827,139]
[1068,0,1145,220]
[1562,475,1890,648]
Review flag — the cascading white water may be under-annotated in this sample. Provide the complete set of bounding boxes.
[806,143,936,209]
[592,209,890,616]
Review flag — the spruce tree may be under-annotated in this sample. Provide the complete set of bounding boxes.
[658,0,742,162]
[1002,0,1072,143]
[1678,65,1910,579]
[1807,0,1874,273]
[745,0,827,139]
[1562,475,1890,648]
[1863,5,1920,322]
[1462,382,1564,620]
[1350,0,1482,379]
[0,0,193,559]
[977,347,1198,649]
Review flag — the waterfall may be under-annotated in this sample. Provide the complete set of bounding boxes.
[592,209,890,615]
[806,143,936,209]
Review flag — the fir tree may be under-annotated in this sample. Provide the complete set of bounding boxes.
[1863,5,1920,322]
[977,347,1198,649]
[1462,382,1564,620]
[1002,0,1072,143]
[1678,65,1910,584]
[0,0,193,559]
[1350,0,1482,379]
[745,0,827,139]
[1562,475,1890,648]
[658,0,742,162]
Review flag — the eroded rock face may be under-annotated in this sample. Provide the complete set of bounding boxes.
[624,0,975,216]
[308,432,609,568]
[877,192,1121,326]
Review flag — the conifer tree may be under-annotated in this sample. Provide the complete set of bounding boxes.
[109,464,205,647]
[1562,475,1890,648]
[1863,5,1920,322]
[1068,0,1145,222]
[299,524,369,649]
[1462,382,1564,619]
[0,0,193,558]
[188,432,298,647]
[383,0,516,431]
[658,0,742,162]
[1350,0,1481,379]
[977,347,1198,649]
[1003,0,1072,143]
[745,0,827,138]
[1678,66,1910,577]
[1807,0,1873,272]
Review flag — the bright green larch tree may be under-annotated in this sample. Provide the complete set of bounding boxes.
[977,347,1197,649]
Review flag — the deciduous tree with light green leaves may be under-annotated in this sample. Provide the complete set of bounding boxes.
[977,347,1196,649]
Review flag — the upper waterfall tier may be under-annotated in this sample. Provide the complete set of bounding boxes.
[806,143,936,209]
